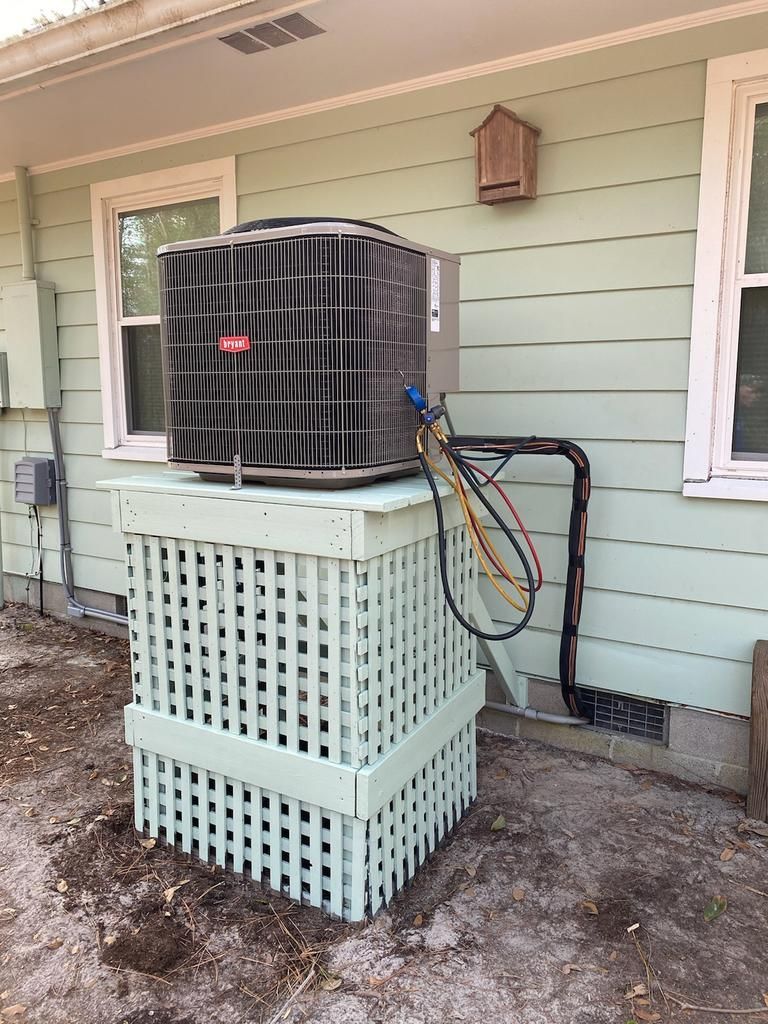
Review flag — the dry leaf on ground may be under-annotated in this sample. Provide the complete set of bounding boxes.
[512,887,525,901]
[720,847,735,862]
[490,815,506,832]
[55,880,68,894]
[581,900,599,916]
[738,819,768,837]
[625,983,649,999]
[163,880,190,903]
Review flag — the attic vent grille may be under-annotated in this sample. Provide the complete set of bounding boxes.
[579,688,668,744]
[219,13,324,54]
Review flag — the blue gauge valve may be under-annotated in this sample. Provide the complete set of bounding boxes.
[404,384,427,411]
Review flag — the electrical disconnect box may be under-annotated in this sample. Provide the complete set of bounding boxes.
[0,280,61,409]
[15,457,56,505]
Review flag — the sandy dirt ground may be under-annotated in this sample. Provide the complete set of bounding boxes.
[1,604,768,1024]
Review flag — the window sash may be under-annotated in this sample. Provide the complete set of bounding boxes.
[91,159,236,457]
[110,190,221,444]
[121,319,164,435]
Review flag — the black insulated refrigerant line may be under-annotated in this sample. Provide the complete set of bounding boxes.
[422,431,591,719]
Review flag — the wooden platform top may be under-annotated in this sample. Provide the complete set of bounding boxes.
[98,471,452,514]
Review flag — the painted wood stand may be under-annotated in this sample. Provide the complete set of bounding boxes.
[102,473,485,921]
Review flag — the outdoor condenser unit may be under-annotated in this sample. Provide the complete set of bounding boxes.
[157,218,460,486]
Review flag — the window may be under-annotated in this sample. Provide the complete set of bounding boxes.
[686,49,768,500]
[91,159,236,460]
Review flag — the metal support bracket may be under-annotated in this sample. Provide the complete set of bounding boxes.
[470,591,528,708]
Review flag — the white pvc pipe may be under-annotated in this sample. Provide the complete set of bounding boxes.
[485,700,589,727]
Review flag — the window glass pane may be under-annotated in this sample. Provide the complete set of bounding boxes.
[119,196,219,316]
[732,287,768,461]
[744,103,768,274]
[123,324,165,433]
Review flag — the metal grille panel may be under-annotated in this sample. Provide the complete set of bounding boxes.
[158,233,427,477]
[579,687,668,743]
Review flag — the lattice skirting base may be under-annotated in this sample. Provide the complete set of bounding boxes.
[110,475,483,920]
[131,718,477,921]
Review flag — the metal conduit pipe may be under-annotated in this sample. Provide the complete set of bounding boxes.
[9,167,127,627]
[485,700,589,727]
[48,407,128,626]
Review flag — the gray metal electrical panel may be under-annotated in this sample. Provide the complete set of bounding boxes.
[15,457,56,505]
[1,280,61,409]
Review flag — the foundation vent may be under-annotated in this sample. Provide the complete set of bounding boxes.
[579,688,668,744]
[219,13,324,54]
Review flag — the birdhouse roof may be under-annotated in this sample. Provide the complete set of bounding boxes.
[470,103,541,137]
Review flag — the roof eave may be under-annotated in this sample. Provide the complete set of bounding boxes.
[0,0,318,96]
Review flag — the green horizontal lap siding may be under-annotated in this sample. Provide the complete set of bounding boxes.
[462,340,691,392]
[504,627,749,716]
[3,19,768,716]
[460,234,696,300]
[528,534,768,613]
[449,392,686,440]
[460,288,694,343]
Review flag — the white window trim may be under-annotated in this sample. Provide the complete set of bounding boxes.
[685,48,768,502]
[91,157,237,461]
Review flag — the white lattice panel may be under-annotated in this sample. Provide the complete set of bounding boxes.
[106,474,485,920]
[126,526,476,768]
[133,718,476,920]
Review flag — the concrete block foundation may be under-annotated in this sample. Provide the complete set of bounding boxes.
[480,675,750,795]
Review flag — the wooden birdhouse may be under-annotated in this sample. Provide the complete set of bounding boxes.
[470,104,541,204]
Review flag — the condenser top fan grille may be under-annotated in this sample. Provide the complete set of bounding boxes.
[157,219,459,486]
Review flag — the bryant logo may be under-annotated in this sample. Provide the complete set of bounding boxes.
[219,336,251,352]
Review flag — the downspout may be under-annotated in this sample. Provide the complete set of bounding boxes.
[11,165,127,626]
[13,166,35,281]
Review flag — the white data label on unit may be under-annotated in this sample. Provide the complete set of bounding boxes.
[430,257,440,332]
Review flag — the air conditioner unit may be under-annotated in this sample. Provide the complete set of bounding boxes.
[157,218,460,486]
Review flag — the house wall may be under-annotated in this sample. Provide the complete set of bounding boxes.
[2,13,768,719]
